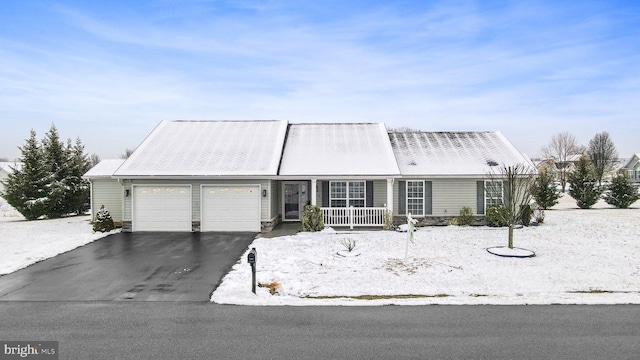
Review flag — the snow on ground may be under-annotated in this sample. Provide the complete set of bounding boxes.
[0,209,118,275]
[212,195,640,306]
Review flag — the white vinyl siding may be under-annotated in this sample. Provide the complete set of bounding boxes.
[431,179,479,216]
[90,179,123,223]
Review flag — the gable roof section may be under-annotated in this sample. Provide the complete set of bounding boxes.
[279,123,400,176]
[84,159,126,178]
[621,153,640,170]
[389,131,535,176]
[114,120,288,177]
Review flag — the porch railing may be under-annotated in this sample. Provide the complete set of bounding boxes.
[321,206,388,229]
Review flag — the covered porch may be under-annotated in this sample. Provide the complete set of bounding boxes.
[280,178,395,229]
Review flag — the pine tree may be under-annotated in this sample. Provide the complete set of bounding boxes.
[93,205,115,232]
[568,156,601,209]
[0,130,49,220]
[531,169,561,209]
[65,137,91,215]
[42,124,69,218]
[604,174,640,209]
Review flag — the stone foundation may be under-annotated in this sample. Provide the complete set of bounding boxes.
[261,215,281,233]
[122,220,132,232]
[192,221,201,232]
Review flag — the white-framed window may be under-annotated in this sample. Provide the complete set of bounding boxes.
[330,181,365,207]
[406,180,424,216]
[485,180,503,208]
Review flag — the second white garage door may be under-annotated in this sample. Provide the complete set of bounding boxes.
[201,185,261,232]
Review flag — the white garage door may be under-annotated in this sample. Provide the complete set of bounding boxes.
[133,186,191,231]
[201,185,261,232]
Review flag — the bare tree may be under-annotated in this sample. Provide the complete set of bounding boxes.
[89,153,101,167]
[540,132,580,192]
[587,132,618,186]
[120,148,134,159]
[487,163,537,249]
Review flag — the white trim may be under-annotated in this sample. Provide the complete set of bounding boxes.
[405,180,426,217]
[329,180,366,208]
[484,180,503,208]
[281,181,309,222]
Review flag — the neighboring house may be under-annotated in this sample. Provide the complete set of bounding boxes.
[0,162,22,194]
[619,154,640,183]
[85,121,535,232]
[388,131,536,225]
[84,159,126,226]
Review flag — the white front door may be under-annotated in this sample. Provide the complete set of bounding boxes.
[283,182,309,221]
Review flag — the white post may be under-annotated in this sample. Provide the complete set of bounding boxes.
[386,178,394,214]
[404,213,417,260]
[349,206,354,230]
[311,179,317,206]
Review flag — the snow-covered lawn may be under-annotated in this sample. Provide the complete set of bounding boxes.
[212,195,640,305]
[0,204,118,275]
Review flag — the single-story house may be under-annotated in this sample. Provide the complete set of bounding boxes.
[0,162,22,194]
[619,153,640,183]
[85,120,535,232]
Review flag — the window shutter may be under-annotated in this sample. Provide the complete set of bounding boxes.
[477,181,485,215]
[322,181,329,207]
[398,181,406,215]
[425,181,432,215]
[366,181,373,207]
[503,180,510,206]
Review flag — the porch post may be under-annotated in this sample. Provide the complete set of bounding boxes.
[311,179,317,206]
[386,178,394,214]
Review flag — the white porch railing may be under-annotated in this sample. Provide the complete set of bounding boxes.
[321,206,388,229]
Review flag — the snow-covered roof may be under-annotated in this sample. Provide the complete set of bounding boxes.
[389,131,535,176]
[279,123,400,177]
[0,162,21,174]
[84,159,126,178]
[114,120,288,177]
[621,153,640,170]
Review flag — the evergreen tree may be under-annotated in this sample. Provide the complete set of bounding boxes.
[93,205,115,232]
[0,130,49,220]
[42,124,69,218]
[531,169,561,209]
[568,156,601,209]
[65,137,91,215]
[604,174,640,209]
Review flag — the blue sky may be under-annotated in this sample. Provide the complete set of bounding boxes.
[1,0,639,160]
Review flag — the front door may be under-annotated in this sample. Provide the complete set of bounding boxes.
[283,182,309,221]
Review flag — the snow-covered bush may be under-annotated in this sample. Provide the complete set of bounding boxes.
[486,205,509,227]
[93,205,115,232]
[457,206,474,226]
[568,156,601,209]
[531,169,561,209]
[531,203,545,224]
[603,174,640,209]
[301,205,324,231]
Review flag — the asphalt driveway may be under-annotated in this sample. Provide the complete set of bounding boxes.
[0,232,256,301]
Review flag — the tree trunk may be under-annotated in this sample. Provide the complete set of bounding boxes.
[508,224,514,249]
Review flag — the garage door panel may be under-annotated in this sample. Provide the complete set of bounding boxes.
[133,186,192,232]
[202,186,260,232]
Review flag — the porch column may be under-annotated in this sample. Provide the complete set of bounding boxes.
[386,178,394,213]
[311,179,317,206]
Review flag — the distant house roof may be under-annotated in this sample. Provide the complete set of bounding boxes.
[0,162,21,174]
[279,123,400,177]
[113,120,288,177]
[388,131,535,176]
[621,153,640,170]
[84,159,126,178]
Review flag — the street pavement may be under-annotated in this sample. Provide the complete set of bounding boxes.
[1,302,638,359]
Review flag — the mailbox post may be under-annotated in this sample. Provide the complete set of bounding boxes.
[247,248,257,294]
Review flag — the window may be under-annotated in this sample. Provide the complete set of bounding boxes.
[330,181,365,207]
[406,181,424,216]
[485,181,503,208]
